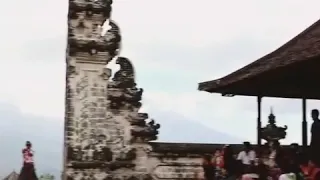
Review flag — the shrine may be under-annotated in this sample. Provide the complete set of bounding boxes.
[260,108,287,147]
[198,18,320,148]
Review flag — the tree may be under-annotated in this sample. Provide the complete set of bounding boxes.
[39,173,55,180]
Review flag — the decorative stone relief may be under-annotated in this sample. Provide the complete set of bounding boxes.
[65,169,109,180]
[67,0,120,63]
[66,70,113,170]
[65,0,213,177]
[65,0,156,179]
[152,165,203,179]
[65,0,215,179]
[107,57,160,143]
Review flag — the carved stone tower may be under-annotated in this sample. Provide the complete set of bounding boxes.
[64,0,160,179]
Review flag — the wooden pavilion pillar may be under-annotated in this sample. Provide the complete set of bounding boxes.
[257,96,262,146]
[302,98,307,148]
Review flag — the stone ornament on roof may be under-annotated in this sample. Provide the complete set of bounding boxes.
[261,107,287,144]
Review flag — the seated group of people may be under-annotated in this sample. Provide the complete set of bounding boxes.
[202,141,320,180]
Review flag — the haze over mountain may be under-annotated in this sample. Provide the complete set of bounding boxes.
[0,102,241,177]
[154,112,243,143]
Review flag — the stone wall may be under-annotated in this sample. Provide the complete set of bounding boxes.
[64,0,122,179]
[146,142,220,180]
[64,0,243,180]
[146,142,246,180]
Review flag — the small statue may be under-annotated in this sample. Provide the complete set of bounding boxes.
[261,107,287,146]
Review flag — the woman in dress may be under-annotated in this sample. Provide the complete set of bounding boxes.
[223,145,239,180]
[213,149,224,180]
[202,154,215,180]
[18,141,38,180]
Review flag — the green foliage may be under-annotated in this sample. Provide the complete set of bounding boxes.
[39,173,55,180]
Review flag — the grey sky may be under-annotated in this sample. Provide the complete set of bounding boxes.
[0,0,320,144]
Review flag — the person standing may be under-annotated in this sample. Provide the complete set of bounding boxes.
[18,141,38,180]
[310,109,320,163]
[237,142,256,173]
[223,145,239,180]
[202,154,215,180]
[213,149,224,180]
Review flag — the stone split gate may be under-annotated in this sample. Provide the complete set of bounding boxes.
[63,0,222,179]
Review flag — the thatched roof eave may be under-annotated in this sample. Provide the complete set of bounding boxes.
[198,18,320,93]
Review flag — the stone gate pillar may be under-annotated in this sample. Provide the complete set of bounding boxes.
[64,0,160,179]
[64,0,120,179]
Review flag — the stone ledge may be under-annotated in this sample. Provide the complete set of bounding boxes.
[149,142,299,155]
[149,142,241,154]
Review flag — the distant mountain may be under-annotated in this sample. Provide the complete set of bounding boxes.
[154,111,243,144]
[0,103,63,178]
[0,103,241,178]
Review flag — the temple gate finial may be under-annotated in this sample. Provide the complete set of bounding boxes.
[268,106,275,124]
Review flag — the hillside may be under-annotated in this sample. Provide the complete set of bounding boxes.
[0,103,241,178]
[154,112,243,143]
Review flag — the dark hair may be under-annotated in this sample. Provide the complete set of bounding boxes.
[272,141,280,149]
[310,154,320,167]
[279,161,292,173]
[312,109,319,116]
[223,145,234,159]
[223,146,238,175]
[203,154,212,162]
[299,152,309,165]
[243,141,252,149]
[26,141,31,146]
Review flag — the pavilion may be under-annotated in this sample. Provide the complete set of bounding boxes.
[198,18,320,148]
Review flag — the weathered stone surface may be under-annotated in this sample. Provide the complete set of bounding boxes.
[64,0,126,179]
[65,0,225,179]
[144,151,205,180]
[153,164,203,179]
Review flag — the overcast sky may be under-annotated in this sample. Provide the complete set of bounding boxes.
[0,0,320,144]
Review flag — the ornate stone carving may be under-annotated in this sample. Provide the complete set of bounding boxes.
[107,57,161,142]
[67,0,120,63]
[115,148,136,161]
[104,21,122,59]
[261,108,287,145]
[107,57,143,112]
[126,174,153,180]
[68,0,113,21]
[131,119,160,142]
[69,40,116,58]
[65,0,160,178]
[112,57,136,88]
[65,170,109,180]
[152,164,203,179]
[66,57,78,76]
[100,68,112,80]
[128,113,149,126]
